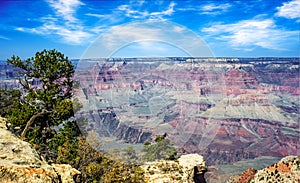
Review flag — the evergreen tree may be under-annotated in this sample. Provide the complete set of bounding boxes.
[7,49,75,160]
[6,50,146,182]
[0,89,20,117]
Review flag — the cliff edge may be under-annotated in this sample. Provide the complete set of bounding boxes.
[0,117,80,183]
[227,155,300,183]
[142,154,207,183]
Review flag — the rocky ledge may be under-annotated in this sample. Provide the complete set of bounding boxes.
[0,117,80,183]
[227,156,300,183]
[142,154,207,183]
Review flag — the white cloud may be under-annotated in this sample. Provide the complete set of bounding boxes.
[15,0,92,45]
[177,3,231,15]
[276,0,300,21]
[89,25,107,34]
[118,5,148,19]
[102,23,162,50]
[14,0,177,45]
[46,0,84,22]
[15,27,24,31]
[85,13,106,18]
[200,3,231,15]
[129,0,145,6]
[17,22,92,44]
[117,1,175,20]
[202,18,299,50]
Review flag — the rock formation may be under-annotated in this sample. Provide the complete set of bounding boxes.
[142,154,207,183]
[0,117,80,183]
[74,59,299,166]
[226,156,300,183]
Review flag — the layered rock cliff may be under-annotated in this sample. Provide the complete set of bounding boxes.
[0,117,80,183]
[74,60,299,166]
[226,156,300,183]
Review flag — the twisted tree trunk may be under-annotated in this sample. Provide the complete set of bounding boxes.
[20,109,51,138]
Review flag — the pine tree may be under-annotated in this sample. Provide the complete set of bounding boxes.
[7,49,75,159]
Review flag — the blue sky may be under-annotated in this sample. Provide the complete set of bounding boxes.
[0,0,299,59]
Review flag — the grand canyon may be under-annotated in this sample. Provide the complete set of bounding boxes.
[72,57,299,180]
[1,57,299,182]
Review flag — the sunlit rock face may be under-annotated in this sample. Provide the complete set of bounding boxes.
[0,117,80,183]
[142,154,207,183]
[74,58,299,165]
[226,156,300,183]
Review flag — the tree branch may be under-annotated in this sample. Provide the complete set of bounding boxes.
[20,109,51,138]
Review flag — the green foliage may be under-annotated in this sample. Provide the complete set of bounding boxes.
[144,141,151,146]
[142,136,177,161]
[6,49,75,158]
[101,161,145,183]
[0,89,21,117]
[123,146,139,164]
[55,135,144,183]
[4,49,146,182]
[49,120,81,153]
[56,139,78,165]
[154,136,165,143]
[9,100,35,128]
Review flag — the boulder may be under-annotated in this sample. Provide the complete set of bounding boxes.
[142,154,207,183]
[0,117,80,183]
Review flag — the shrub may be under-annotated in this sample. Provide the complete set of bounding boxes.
[142,136,177,161]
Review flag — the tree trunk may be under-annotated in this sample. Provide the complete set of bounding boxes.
[20,110,50,138]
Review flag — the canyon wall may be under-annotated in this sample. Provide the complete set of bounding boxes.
[74,58,299,166]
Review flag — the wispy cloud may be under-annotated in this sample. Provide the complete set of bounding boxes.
[200,3,231,15]
[14,0,176,44]
[85,12,123,26]
[16,0,93,45]
[100,23,162,50]
[117,1,175,20]
[82,21,213,58]
[275,0,300,21]
[46,0,84,22]
[177,3,231,15]
[85,13,106,18]
[26,22,92,44]
[202,18,299,50]
[0,35,10,40]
